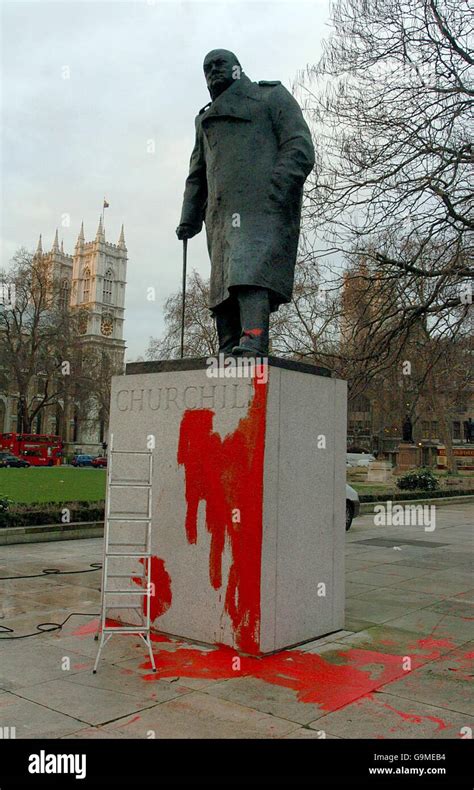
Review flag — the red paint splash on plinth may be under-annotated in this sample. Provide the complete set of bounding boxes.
[177,372,267,654]
[132,556,172,623]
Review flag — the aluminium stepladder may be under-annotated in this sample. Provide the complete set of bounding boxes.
[93,433,157,673]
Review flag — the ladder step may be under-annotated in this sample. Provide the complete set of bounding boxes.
[107,517,151,523]
[107,542,148,547]
[103,626,149,633]
[104,605,144,610]
[109,482,151,488]
[110,450,152,455]
[106,552,152,558]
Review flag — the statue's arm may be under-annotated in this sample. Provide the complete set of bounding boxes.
[179,117,208,234]
[268,86,315,203]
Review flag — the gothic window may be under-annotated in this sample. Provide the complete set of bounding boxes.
[103,269,113,304]
[73,409,79,443]
[59,279,70,310]
[83,268,91,303]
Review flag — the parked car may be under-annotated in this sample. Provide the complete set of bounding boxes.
[71,454,94,467]
[347,452,376,468]
[346,484,360,531]
[92,456,107,468]
[0,451,30,468]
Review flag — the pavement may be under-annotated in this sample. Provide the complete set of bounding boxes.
[0,503,472,739]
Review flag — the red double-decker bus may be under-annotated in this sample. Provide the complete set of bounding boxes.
[0,433,63,466]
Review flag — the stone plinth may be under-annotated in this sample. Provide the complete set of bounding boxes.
[105,357,346,656]
[367,460,393,482]
[396,443,420,472]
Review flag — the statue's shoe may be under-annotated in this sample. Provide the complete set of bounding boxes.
[231,344,267,357]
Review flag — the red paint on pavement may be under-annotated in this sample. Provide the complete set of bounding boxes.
[71,617,121,637]
[116,714,141,727]
[177,371,267,655]
[150,632,172,643]
[135,639,444,713]
[132,556,172,623]
[381,701,448,731]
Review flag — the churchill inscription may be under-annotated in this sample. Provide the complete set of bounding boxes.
[115,382,254,413]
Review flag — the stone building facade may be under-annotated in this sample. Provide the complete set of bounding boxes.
[0,219,127,455]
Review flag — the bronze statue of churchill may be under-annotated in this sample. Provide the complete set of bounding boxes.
[177,49,315,356]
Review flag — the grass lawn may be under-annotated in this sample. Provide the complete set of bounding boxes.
[350,482,395,495]
[0,467,106,504]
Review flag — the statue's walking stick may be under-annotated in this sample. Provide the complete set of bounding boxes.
[180,238,188,359]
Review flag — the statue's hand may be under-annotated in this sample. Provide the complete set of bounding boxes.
[176,223,200,241]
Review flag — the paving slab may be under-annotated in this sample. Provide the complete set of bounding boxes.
[383,610,473,643]
[345,570,420,587]
[344,598,416,625]
[332,624,461,659]
[308,692,474,739]
[400,571,474,596]
[346,582,380,598]
[350,586,440,610]
[368,563,442,579]
[102,691,300,739]
[113,653,228,691]
[0,691,86,738]
[202,676,324,725]
[64,660,193,704]
[0,640,95,691]
[344,618,379,633]
[428,599,474,617]
[12,677,159,726]
[380,645,474,716]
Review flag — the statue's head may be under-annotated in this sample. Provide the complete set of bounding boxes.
[203,49,241,100]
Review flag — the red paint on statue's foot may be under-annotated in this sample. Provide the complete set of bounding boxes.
[243,328,264,337]
[132,556,172,623]
[177,372,267,654]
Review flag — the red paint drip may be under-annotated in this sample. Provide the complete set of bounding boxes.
[177,372,267,654]
[381,701,448,731]
[132,555,172,624]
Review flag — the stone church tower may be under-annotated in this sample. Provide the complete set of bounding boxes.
[69,217,127,364]
[2,220,129,453]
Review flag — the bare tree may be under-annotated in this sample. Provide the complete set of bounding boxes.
[298,0,473,377]
[0,249,83,432]
[147,270,218,359]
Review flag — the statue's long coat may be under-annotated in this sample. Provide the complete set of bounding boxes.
[179,73,315,310]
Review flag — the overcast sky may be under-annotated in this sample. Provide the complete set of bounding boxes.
[1,0,330,360]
